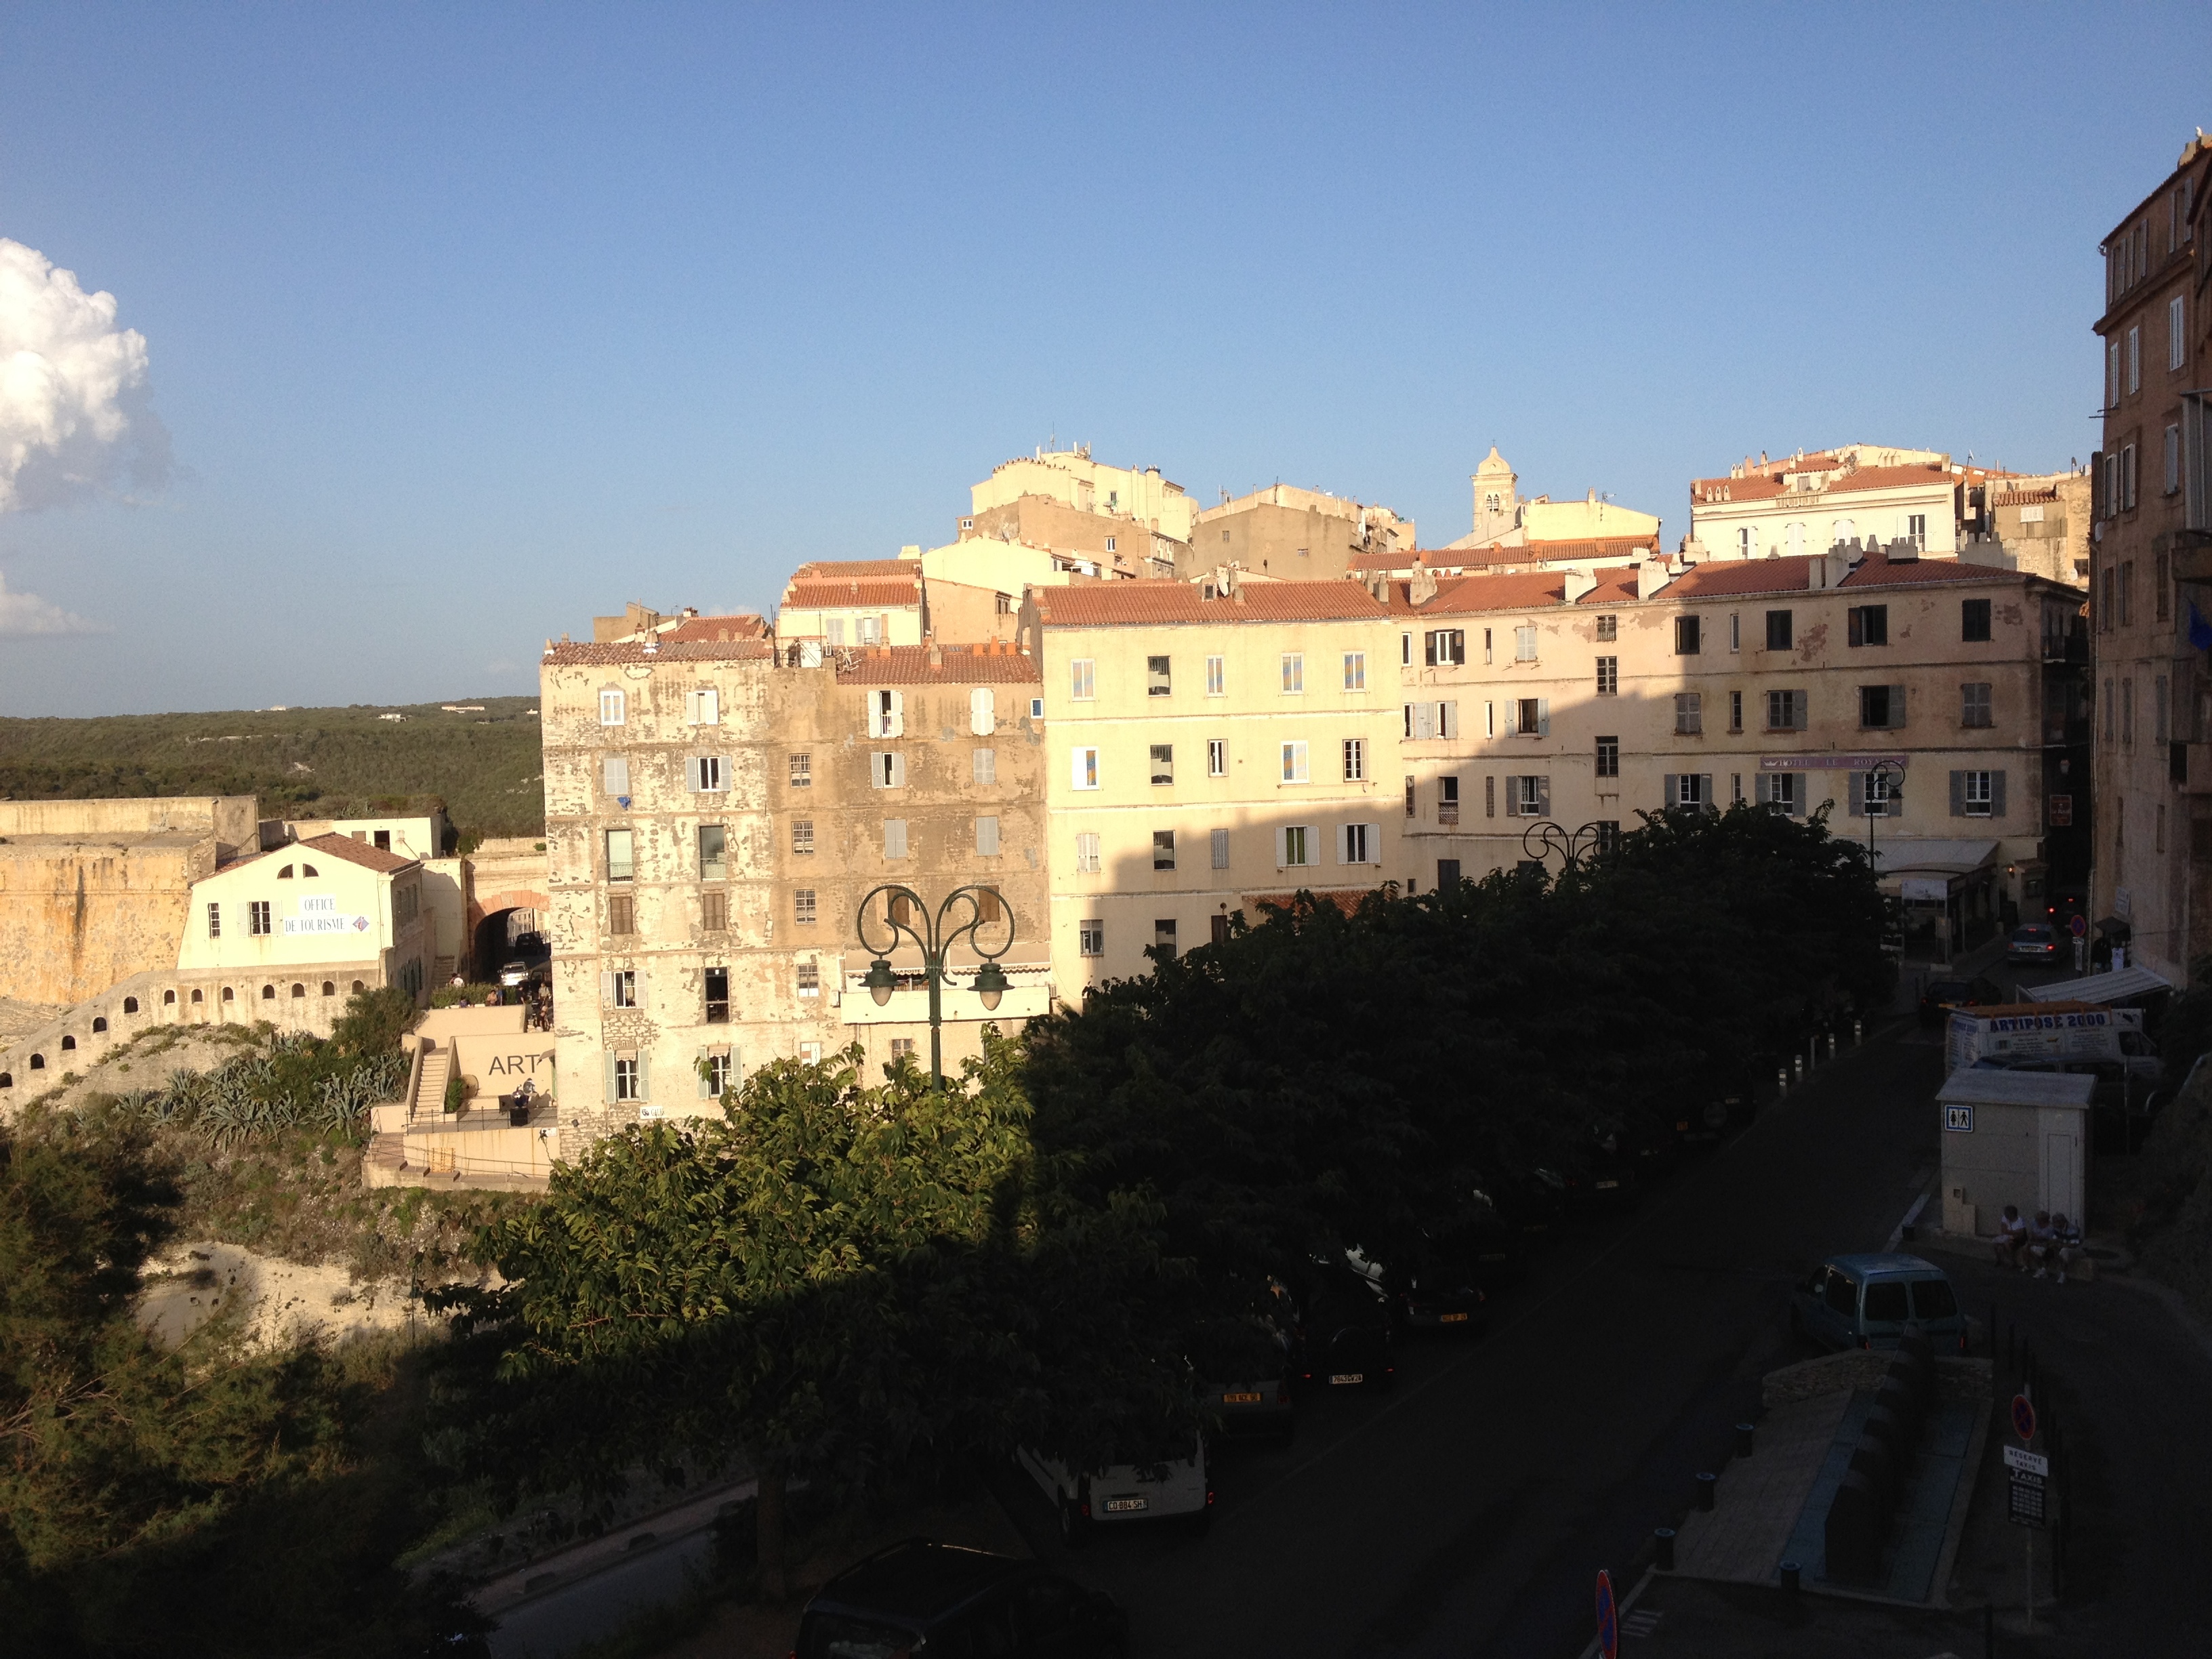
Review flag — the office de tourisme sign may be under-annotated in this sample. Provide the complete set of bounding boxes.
[283,895,372,937]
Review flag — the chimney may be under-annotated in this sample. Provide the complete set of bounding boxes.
[1812,550,1853,589]
[928,641,943,669]
[1635,559,1673,600]
[1564,569,1599,604]
[1410,566,1439,605]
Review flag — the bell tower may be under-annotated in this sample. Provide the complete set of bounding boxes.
[1471,445,1519,543]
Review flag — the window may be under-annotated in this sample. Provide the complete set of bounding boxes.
[1675,617,1700,655]
[1765,689,1804,730]
[1513,775,1545,817]
[1030,697,1044,719]
[688,755,726,792]
[1736,527,1755,557]
[1212,914,1232,946]
[1071,659,1095,700]
[2103,676,2114,739]
[1596,656,1618,696]
[1071,747,1100,790]
[1482,628,1494,664]
[1079,920,1104,958]
[608,969,638,1008]
[1153,830,1176,871]
[889,1038,916,1060]
[608,894,634,935]
[1150,744,1174,786]
[1281,825,1312,866]
[1343,738,1365,781]
[613,1057,641,1101]
[1595,735,1618,777]
[1211,827,1230,869]
[1343,823,1372,863]
[1439,776,1460,824]
[605,828,634,880]
[790,752,811,787]
[1406,775,1417,817]
[1515,626,1538,662]
[1961,682,1992,728]
[1595,821,1620,853]
[207,903,220,938]
[1757,773,1802,815]
[697,823,728,879]
[1517,696,1544,735]
[2127,324,2141,394]
[599,687,626,726]
[976,815,1000,855]
[1765,610,1793,651]
[975,886,1003,924]
[2173,295,2188,371]
[1208,739,1227,777]
[1903,513,1927,550]
[1728,613,1740,653]
[1281,653,1304,693]
[1858,684,1905,729]
[1343,651,1366,691]
[1961,771,1994,817]
[2107,338,2121,409]
[1595,615,1617,642]
[1153,918,1176,956]
[1400,632,1412,666]
[1076,832,1101,873]
[1206,655,1225,696]
[2123,443,2139,510]
[1666,773,1707,812]
[1957,597,1994,643]
[1728,691,1743,733]
[2171,424,2186,495]
[686,687,720,726]
[2121,561,2135,624]
[700,1050,734,1097]
[2123,676,2135,744]
[878,817,909,859]
[1485,775,1496,817]
[1847,605,1888,646]
[1437,859,1462,888]
[2158,552,2171,618]
[248,900,272,937]
[2155,675,2169,744]
[602,755,630,796]
[701,890,728,932]
[703,966,730,1023]
[1147,655,1172,697]
[1674,692,1702,735]
[1282,741,1309,783]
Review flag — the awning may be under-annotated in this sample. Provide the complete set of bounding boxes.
[1937,1069,2096,1109]
[2093,916,2132,937]
[1870,839,1999,878]
[2022,966,2173,1005]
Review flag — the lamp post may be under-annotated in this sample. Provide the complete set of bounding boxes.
[855,884,1015,1091]
[1519,819,1613,874]
[1863,756,1910,960]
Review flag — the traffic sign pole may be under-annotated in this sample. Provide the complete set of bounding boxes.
[1595,1568,1618,1659]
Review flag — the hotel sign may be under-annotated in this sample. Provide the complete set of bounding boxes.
[1757,754,1909,771]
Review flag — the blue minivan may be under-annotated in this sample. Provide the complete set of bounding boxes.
[1789,1253,1969,1353]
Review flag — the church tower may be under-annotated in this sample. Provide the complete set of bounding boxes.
[1471,446,1519,544]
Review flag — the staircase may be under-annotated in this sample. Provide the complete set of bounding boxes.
[414,1042,451,1121]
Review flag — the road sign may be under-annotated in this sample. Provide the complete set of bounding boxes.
[2068,914,2087,939]
[2009,1468,2049,1527]
[2004,1445,2050,1477]
[1595,1568,1618,1659]
[2049,794,2073,827]
[2011,1393,2038,1442]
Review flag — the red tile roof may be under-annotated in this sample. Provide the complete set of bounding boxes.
[1244,887,1385,916]
[835,644,1041,685]
[792,559,919,579]
[1661,551,2020,601]
[664,613,769,642]
[228,830,420,877]
[1036,580,1390,627]
[1990,489,2061,507]
[544,639,779,665]
[783,577,923,609]
[1415,567,1641,615]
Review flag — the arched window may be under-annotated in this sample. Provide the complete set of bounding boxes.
[163,989,177,1006]
[91,1017,108,1033]
[290,983,306,999]
[123,997,139,1014]
[60,1035,75,1051]
[302,863,319,876]
[321,981,335,996]
[351,979,366,994]
[261,984,276,1001]
[277,865,294,879]
[0,1073,11,1088]
[29,1054,45,1070]
[220,986,234,1002]
[190,988,203,1004]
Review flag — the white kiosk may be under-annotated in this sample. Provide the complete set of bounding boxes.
[1936,1068,2093,1237]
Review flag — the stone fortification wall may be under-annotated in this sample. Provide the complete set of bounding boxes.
[0,834,213,1005]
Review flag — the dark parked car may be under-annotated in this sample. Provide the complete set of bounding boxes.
[798,1540,1127,1658]
[1918,974,2004,1027]
[1294,1261,1397,1391]
[1563,1124,1643,1213]
[1788,1254,1969,1353]
[1345,1244,1487,1334]
[1190,1313,1297,1440]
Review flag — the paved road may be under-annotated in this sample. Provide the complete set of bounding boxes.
[998,1024,1952,1658]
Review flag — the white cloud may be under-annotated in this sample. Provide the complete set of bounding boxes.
[0,237,169,514]
[0,571,104,636]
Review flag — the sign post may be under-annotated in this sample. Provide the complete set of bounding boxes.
[2007,1396,2045,1629]
[1595,1568,1618,1659]
[2069,913,2087,973]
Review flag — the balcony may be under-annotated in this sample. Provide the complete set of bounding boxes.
[1438,804,1460,827]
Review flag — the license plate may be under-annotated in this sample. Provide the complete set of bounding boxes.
[1223,1391,1263,1404]
[1102,1497,1147,1513]
[1439,1311,1470,1324]
[1329,1372,1364,1385]
[1595,1179,1620,1189]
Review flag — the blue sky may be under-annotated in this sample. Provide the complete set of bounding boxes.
[1,3,2205,715]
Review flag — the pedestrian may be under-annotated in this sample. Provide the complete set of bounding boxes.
[1993,1204,2028,1270]
[2026,1210,2057,1278]
[2050,1213,2085,1284]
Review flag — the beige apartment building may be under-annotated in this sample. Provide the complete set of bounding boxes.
[970,447,1197,543]
[540,629,1050,1155]
[1189,483,1416,582]
[2090,132,2212,984]
[178,832,432,1002]
[1398,549,2090,957]
[1025,578,1406,990]
[774,560,928,649]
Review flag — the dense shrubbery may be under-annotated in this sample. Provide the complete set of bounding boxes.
[106,1034,408,1147]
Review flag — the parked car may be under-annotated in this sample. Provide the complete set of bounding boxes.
[1190,1313,1297,1441]
[1563,1124,1643,1213]
[1345,1244,1486,1334]
[1017,1436,1210,1544]
[2007,923,2060,962]
[1433,1188,1525,1284]
[1788,1253,1969,1353]
[1917,974,2004,1027]
[797,1539,1128,1657]
[1294,1261,1397,1391]
[497,959,534,988]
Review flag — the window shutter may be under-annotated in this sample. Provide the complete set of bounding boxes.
[970,687,996,735]
[1440,701,1458,739]
[886,691,905,737]
[1991,771,2007,819]
[684,758,701,793]
[603,756,629,795]
[1949,771,1965,817]
[1414,702,1437,739]
[1275,827,1288,869]
[890,752,907,787]
[885,819,907,858]
[1335,824,1349,864]
[1536,698,1550,736]
[1848,772,1864,817]
[1364,823,1380,863]
[1698,775,1712,815]
[1070,748,1089,790]
[697,1048,712,1098]
[636,1051,650,1103]
[1425,632,1438,666]
[1756,773,1771,805]
[1890,685,1908,729]
[1664,774,1679,809]
[682,689,697,724]
[1538,777,1551,818]
[600,970,615,1006]
[602,1052,617,1104]
[870,752,884,789]
[1848,609,1864,647]
[1505,775,1521,813]
[977,815,1000,855]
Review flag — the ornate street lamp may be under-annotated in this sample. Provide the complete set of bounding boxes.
[853,884,1017,1090]
[1518,819,1614,874]
[1864,758,1906,861]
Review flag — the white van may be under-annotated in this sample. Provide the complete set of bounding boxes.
[1016,1437,1211,1544]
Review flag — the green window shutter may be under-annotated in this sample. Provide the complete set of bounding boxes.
[697,1047,710,1098]
[636,1051,651,1103]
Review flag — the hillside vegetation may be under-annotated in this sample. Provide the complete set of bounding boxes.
[0,696,545,842]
